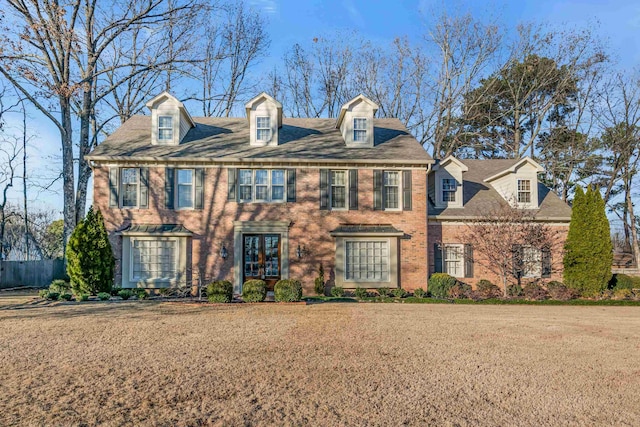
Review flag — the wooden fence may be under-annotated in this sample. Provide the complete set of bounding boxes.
[0,260,66,289]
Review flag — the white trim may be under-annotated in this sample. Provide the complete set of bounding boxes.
[343,238,391,283]
[484,157,544,183]
[157,115,174,143]
[129,237,179,282]
[442,243,464,278]
[382,170,402,211]
[120,167,140,208]
[256,116,272,142]
[175,168,195,210]
[237,168,287,204]
[329,169,349,210]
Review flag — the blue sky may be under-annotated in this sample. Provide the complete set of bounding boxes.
[5,0,640,213]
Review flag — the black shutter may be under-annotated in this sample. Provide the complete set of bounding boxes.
[109,167,119,208]
[286,169,296,202]
[227,168,237,201]
[541,246,552,278]
[165,168,175,209]
[373,170,383,210]
[434,243,443,273]
[512,244,523,278]
[320,169,329,210]
[139,167,149,209]
[349,169,358,210]
[195,168,205,209]
[464,244,474,278]
[402,170,412,211]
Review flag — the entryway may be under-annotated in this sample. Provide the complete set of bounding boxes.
[243,234,281,291]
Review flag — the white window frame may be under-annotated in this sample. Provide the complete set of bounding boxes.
[129,237,178,282]
[120,168,140,208]
[442,178,457,203]
[344,239,390,283]
[158,115,174,142]
[330,170,348,210]
[443,243,464,278]
[238,169,287,203]
[383,170,402,211]
[353,117,367,142]
[176,169,195,210]
[256,116,271,142]
[517,179,532,204]
[522,246,542,278]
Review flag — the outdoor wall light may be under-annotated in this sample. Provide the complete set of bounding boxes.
[220,244,228,259]
[296,244,304,259]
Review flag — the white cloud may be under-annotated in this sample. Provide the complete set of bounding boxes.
[249,0,278,15]
[343,0,365,28]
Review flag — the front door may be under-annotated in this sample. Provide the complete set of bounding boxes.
[243,234,281,291]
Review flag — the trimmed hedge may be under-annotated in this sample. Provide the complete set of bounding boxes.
[275,279,303,302]
[242,279,267,302]
[207,280,234,303]
[428,273,457,298]
[331,286,345,297]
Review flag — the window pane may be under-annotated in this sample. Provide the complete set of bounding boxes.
[272,186,284,200]
[354,118,366,129]
[121,168,138,207]
[331,187,346,208]
[385,187,399,209]
[177,169,192,185]
[255,186,268,200]
[442,179,456,191]
[331,171,346,186]
[240,186,252,201]
[345,241,389,282]
[239,170,252,185]
[353,129,366,142]
[444,245,463,277]
[159,116,173,128]
[255,170,268,185]
[271,170,285,185]
[158,116,173,141]
[132,239,177,280]
[257,116,270,128]
[178,184,193,208]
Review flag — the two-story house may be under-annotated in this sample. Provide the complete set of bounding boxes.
[86,92,434,294]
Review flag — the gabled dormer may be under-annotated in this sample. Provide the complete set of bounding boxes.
[336,94,378,148]
[245,92,282,147]
[484,157,544,209]
[146,92,195,146]
[432,156,468,208]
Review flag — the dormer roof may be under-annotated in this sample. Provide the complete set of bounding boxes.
[145,91,195,128]
[483,157,544,183]
[432,155,469,172]
[335,94,379,129]
[245,92,283,127]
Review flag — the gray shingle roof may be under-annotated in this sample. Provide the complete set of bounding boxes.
[429,159,572,221]
[87,116,433,165]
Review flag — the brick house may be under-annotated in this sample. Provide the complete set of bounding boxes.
[87,92,433,294]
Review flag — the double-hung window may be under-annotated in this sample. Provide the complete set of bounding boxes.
[522,246,542,278]
[442,178,457,202]
[353,118,367,142]
[518,179,531,204]
[176,169,194,209]
[271,170,285,201]
[383,171,400,210]
[256,116,271,141]
[345,240,389,282]
[443,244,464,277]
[330,170,347,209]
[238,169,286,202]
[255,170,269,201]
[121,168,139,208]
[131,238,177,281]
[158,116,173,142]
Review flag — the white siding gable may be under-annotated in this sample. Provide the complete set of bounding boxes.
[484,158,544,209]
[433,156,467,208]
[245,93,282,147]
[336,95,378,148]
[146,92,195,146]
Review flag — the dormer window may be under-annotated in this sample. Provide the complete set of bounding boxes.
[158,116,173,142]
[518,179,531,203]
[442,178,457,202]
[256,116,271,141]
[353,118,367,142]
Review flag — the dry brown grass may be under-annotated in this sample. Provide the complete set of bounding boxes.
[1,299,639,426]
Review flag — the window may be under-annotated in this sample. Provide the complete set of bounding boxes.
[330,170,347,209]
[239,169,286,202]
[256,116,271,141]
[442,178,457,202]
[121,168,139,207]
[158,116,173,142]
[131,238,177,281]
[345,240,389,282]
[522,246,542,278]
[518,179,531,203]
[353,118,367,142]
[383,171,400,210]
[443,244,463,277]
[176,169,194,209]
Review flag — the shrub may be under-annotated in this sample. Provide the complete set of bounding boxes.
[49,279,71,294]
[355,287,368,299]
[46,291,60,301]
[67,206,115,296]
[242,279,267,302]
[523,283,549,301]
[207,280,234,303]
[330,286,345,298]
[118,289,133,300]
[413,288,426,298]
[377,287,390,297]
[507,283,523,298]
[97,292,110,301]
[546,281,578,301]
[58,293,73,301]
[613,288,632,300]
[110,287,123,296]
[135,289,148,300]
[275,279,303,302]
[392,288,406,298]
[449,283,472,299]
[39,289,49,299]
[75,293,89,302]
[612,274,640,291]
[428,273,457,298]
[477,279,502,299]
[314,264,325,295]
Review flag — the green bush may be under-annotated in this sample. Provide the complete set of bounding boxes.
[523,283,548,301]
[392,288,406,298]
[39,289,49,299]
[330,286,345,297]
[135,289,148,300]
[477,280,502,299]
[275,279,303,302]
[613,288,632,300]
[428,273,457,298]
[314,264,325,295]
[242,279,267,302]
[413,288,426,298]
[377,287,390,297]
[449,283,472,299]
[75,293,89,302]
[58,293,73,301]
[546,281,578,301]
[507,283,523,298]
[110,287,123,296]
[97,292,111,301]
[612,274,640,291]
[118,289,133,300]
[207,280,234,303]
[354,287,368,299]
[66,206,115,296]
[46,291,60,301]
[49,279,71,294]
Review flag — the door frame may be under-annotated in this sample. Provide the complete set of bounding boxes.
[233,221,290,295]
[242,234,282,290]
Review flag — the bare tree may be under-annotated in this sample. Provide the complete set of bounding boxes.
[0,137,21,260]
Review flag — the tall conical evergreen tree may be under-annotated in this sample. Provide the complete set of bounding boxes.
[564,186,612,296]
[66,207,114,295]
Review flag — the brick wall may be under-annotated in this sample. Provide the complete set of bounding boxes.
[94,165,429,293]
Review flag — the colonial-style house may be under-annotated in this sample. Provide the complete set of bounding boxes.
[86,92,433,294]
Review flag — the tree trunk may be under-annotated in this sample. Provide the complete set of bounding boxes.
[61,97,76,254]
[627,184,640,269]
